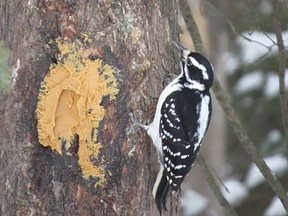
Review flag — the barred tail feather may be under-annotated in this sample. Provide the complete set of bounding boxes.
[153,165,170,214]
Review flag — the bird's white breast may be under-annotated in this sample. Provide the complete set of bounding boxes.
[147,77,183,156]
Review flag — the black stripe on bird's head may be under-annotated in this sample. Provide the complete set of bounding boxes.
[172,41,214,89]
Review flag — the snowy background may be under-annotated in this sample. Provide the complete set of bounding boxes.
[180,0,288,215]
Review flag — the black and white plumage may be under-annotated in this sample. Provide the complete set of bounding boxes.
[130,41,214,214]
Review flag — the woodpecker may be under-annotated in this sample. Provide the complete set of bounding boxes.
[130,41,214,214]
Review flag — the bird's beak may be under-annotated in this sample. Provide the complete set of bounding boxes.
[172,41,190,60]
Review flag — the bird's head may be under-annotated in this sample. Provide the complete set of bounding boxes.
[173,41,214,89]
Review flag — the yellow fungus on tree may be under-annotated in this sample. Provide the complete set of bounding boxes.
[37,37,119,184]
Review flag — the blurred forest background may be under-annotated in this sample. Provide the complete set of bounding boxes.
[178,0,288,216]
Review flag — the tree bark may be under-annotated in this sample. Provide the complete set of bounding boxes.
[0,0,179,215]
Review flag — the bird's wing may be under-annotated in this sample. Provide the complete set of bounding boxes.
[160,88,211,191]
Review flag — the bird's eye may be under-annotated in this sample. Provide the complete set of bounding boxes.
[186,58,192,66]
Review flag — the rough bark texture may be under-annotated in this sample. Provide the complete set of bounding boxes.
[0,0,179,215]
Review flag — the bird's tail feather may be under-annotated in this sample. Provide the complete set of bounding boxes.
[153,165,170,214]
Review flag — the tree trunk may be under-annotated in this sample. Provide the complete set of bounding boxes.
[0,0,179,215]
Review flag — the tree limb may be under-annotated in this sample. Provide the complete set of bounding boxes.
[197,154,238,216]
[271,0,288,161]
[179,1,236,215]
[178,0,288,212]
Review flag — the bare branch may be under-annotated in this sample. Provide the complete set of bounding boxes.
[178,0,288,212]
[263,32,277,45]
[178,0,206,54]
[178,1,235,215]
[205,1,276,51]
[197,154,238,216]
[271,0,288,161]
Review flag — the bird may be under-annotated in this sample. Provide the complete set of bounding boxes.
[130,41,214,214]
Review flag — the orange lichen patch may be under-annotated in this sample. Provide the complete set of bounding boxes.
[37,38,119,183]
